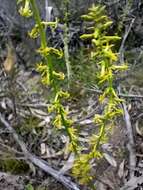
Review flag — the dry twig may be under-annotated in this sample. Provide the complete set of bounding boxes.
[122,102,136,179]
[0,113,80,190]
[86,87,143,99]
[119,18,135,64]
[120,175,143,190]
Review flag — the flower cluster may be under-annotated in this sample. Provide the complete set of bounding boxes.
[48,90,78,152]
[17,0,32,17]
[17,0,78,155]
[73,5,127,184]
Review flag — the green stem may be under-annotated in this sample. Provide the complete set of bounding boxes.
[63,23,72,84]
[59,107,77,154]
[30,0,56,88]
[95,123,106,151]
[30,0,47,48]
[63,0,71,86]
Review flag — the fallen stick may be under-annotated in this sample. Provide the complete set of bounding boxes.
[120,176,143,190]
[85,87,143,99]
[119,18,135,64]
[122,102,136,179]
[0,113,80,190]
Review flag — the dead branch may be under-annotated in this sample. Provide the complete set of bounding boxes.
[119,18,135,64]
[0,113,80,190]
[120,175,143,190]
[85,87,143,99]
[122,102,136,179]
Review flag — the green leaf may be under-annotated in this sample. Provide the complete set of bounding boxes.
[25,184,34,190]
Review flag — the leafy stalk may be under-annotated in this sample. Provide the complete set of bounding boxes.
[30,0,47,48]
[72,4,127,185]
[17,0,78,153]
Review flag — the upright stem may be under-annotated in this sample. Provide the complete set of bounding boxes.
[30,0,55,88]
[63,23,72,84]
[30,0,47,48]
[63,0,72,85]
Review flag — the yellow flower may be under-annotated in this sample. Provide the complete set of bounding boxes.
[28,25,39,39]
[111,64,128,71]
[103,48,118,61]
[80,34,94,39]
[53,114,63,129]
[52,71,65,80]
[94,114,104,124]
[37,47,63,58]
[19,0,32,17]
[58,90,70,99]
[41,17,59,29]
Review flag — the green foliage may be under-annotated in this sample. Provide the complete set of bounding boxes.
[62,0,72,84]
[20,117,40,133]
[71,49,98,87]
[25,184,34,190]
[117,0,133,33]
[0,159,29,174]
